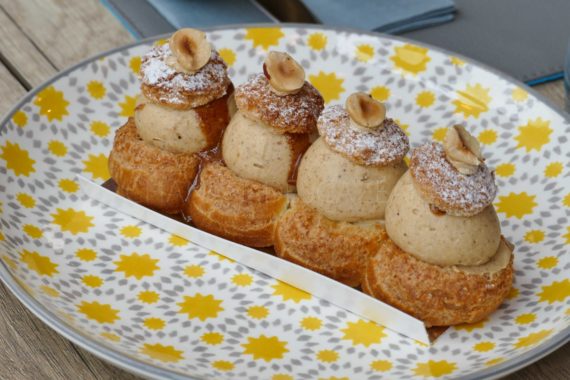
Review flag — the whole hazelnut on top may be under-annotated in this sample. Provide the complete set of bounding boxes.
[263,51,306,96]
[444,125,484,175]
[345,92,387,130]
[168,28,212,73]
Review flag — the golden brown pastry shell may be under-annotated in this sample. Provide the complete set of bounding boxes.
[274,198,383,287]
[362,229,514,327]
[185,162,288,247]
[108,118,200,214]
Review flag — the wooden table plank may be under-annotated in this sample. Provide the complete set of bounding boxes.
[0,60,27,115]
[0,7,57,89]
[0,282,139,380]
[534,80,567,110]
[504,343,570,380]
[0,0,133,71]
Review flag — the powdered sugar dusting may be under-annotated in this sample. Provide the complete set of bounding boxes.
[410,142,497,216]
[140,44,229,106]
[234,74,324,134]
[318,105,409,166]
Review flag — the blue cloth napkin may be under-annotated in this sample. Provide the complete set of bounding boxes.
[146,0,455,34]
[146,0,274,29]
[300,0,455,34]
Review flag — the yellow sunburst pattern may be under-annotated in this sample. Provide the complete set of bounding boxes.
[12,110,27,127]
[141,343,183,363]
[118,95,137,117]
[244,28,284,50]
[77,301,120,324]
[21,250,58,276]
[355,44,374,62]
[515,118,552,152]
[114,252,159,280]
[34,86,69,121]
[17,193,36,208]
[309,71,345,104]
[537,279,570,304]
[51,208,94,234]
[129,56,141,75]
[341,319,386,347]
[370,86,390,101]
[86,81,106,99]
[0,141,36,176]
[495,192,537,219]
[83,153,110,180]
[218,48,236,67]
[201,332,224,345]
[453,83,491,118]
[178,293,224,321]
[90,121,110,137]
[242,335,288,362]
[390,44,431,74]
[307,32,327,51]
[513,329,552,349]
[416,91,435,108]
[272,281,311,303]
[371,360,392,372]
[413,360,457,378]
[495,163,516,177]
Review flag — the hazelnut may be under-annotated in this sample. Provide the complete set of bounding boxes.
[169,28,211,73]
[345,92,386,130]
[444,125,483,175]
[263,51,305,95]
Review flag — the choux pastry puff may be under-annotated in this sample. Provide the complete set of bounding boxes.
[275,93,409,287]
[108,28,234,214]
[185,51,324,247]
[363,125,514,326]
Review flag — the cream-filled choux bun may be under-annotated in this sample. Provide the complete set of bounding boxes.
[275,93,409,287]
[364,125,514,326]
[186,51,324,246]
[222,51,324,193]
[297,93,409,222]
[135,28,233,154]
[109,28,233,214]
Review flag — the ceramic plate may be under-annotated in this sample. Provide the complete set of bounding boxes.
[0,25,568,380]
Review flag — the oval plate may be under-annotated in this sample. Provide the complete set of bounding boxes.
[0,24,568,380]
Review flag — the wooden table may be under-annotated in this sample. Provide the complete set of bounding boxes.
[0,1,568,379]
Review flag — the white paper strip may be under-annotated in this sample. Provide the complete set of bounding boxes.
[78,176,430,343]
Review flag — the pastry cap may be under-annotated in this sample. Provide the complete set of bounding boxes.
[140,42,231,110]
[317,104,409,166]
[409,142,497,217]
[234,73,324,134]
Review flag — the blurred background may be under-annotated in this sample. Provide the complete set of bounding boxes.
[104,0,570,87]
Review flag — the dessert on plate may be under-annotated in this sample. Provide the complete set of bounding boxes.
[186,51,324,247]
[108,28,234,214]
[363,125,514,326]
[274,93,409,287]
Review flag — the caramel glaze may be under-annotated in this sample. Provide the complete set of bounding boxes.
[179,83,234,217]
[286,132,311,186]
[195,83,234,149]
[429,203,446,216]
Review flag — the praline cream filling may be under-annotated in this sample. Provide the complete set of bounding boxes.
[297,138,407,222]
[385,171,501,267]
[454,238,512,275]
[222,111,297,193]
[134,94,207,154]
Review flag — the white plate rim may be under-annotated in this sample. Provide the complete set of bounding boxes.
[0,23,568,380]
